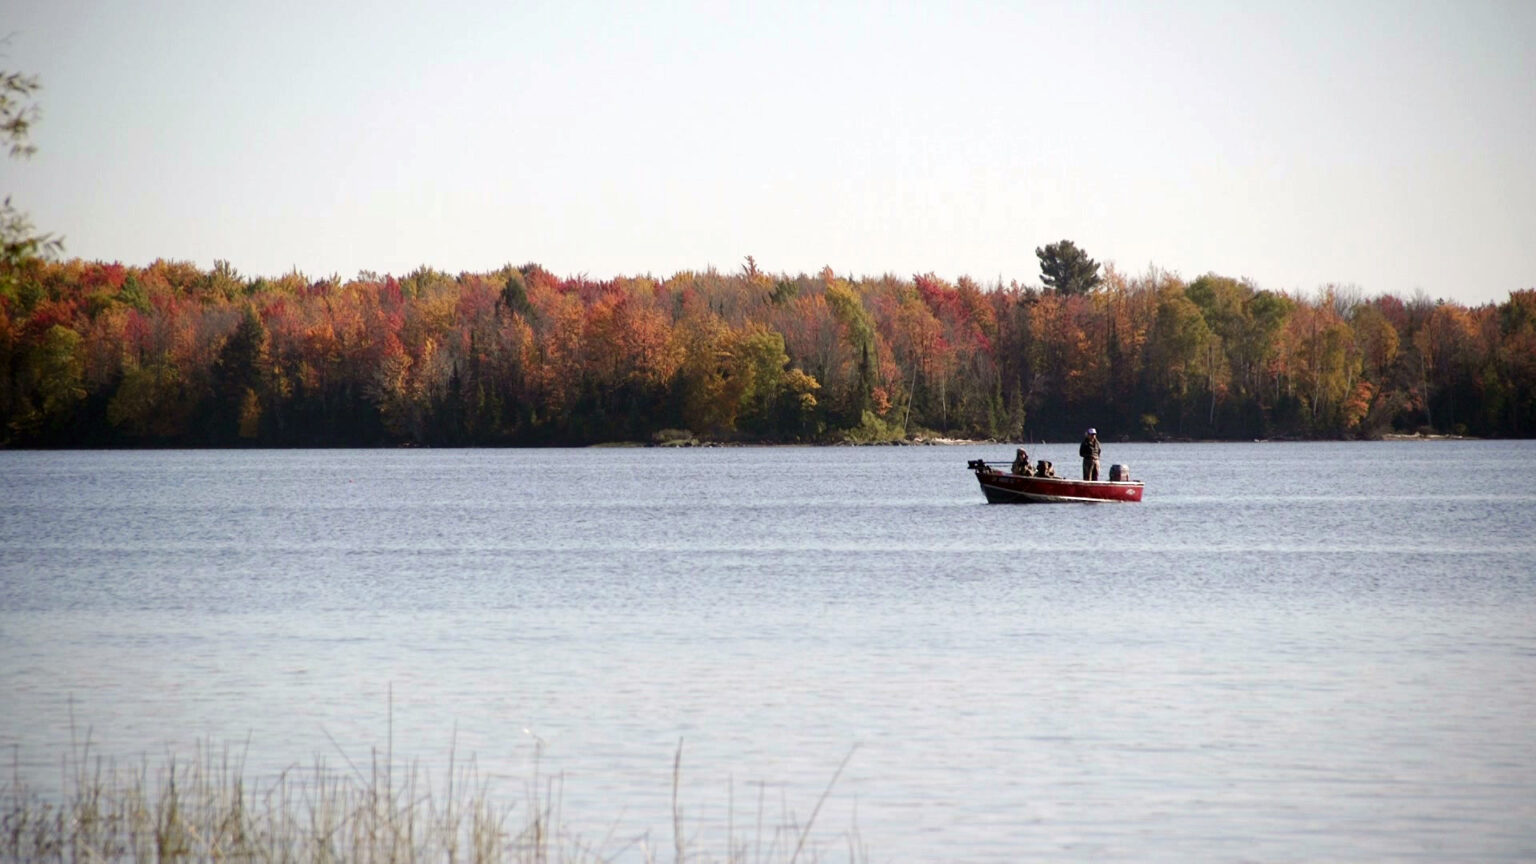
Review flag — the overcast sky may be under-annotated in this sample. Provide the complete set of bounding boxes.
[4,0,1533,305]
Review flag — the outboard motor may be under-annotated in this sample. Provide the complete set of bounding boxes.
[1109,463,1130,482]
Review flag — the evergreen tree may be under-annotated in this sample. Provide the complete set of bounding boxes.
[1035,240,1102,295]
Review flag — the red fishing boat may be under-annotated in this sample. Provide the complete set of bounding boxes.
[967,459,1144,504]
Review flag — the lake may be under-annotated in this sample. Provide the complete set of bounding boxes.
[2,441,1534,861]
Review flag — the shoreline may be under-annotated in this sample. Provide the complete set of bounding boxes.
[0,432,1500,452]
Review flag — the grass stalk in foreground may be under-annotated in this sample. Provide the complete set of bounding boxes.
[2,736,864,863]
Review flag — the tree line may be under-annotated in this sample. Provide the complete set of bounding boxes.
[2,251,1533,447]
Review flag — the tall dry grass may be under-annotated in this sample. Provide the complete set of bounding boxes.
[1,733,862,864]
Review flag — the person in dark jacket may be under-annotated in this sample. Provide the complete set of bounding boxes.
[1079,427,1101,480]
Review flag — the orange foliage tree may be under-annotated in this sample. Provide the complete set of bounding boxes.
[2,254,1533,446]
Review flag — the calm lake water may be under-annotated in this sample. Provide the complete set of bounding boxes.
[2,441,1534,862]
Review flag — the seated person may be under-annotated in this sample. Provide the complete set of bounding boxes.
[1011,448,1034,476]
[1036,459,1056,478]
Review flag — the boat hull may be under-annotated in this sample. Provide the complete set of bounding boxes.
[973,469,1144,504]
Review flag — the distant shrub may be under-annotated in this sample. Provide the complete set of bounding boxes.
[842,411,904,444]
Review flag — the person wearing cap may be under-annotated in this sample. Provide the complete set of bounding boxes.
[1079,427,1101,480]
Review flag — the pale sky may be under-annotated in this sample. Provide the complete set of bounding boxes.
[4,0,1533,305]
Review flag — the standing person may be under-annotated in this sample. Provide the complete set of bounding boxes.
[1079,427,1101,481]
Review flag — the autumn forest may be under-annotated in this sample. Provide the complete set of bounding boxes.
[2,252,1534,448]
